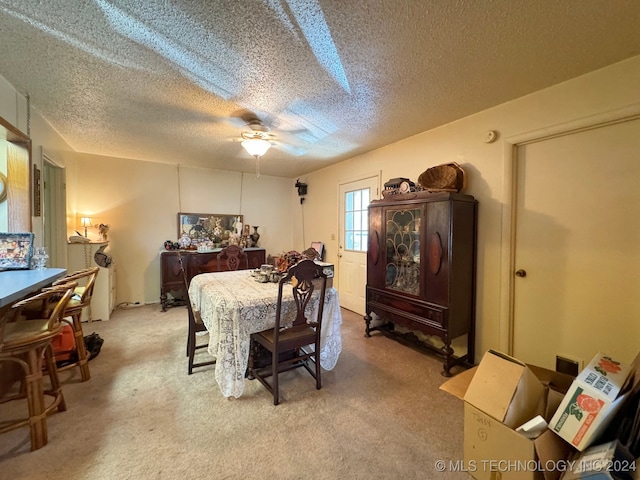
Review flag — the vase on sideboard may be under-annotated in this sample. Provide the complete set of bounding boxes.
[250,226,260,247]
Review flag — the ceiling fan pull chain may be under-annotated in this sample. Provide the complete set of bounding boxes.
[255,156,260,178]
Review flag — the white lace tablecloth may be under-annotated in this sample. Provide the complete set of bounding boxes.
[188,270,343,398]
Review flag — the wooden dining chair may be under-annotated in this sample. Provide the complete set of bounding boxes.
[216,245,248,271]
[0,282,76,450]
[248,259,328,405]
[178,253,216,374]
[51,267,100,381]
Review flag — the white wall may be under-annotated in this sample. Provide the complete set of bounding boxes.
[300,55,640,362]
[64,152,294,304]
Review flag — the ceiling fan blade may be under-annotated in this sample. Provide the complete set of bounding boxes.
[230,108,270,131]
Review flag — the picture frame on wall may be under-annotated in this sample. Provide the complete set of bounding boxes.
[0,232,34,270]
[177,213,242,245]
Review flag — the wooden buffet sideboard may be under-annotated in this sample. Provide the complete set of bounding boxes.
[160,248,266,311]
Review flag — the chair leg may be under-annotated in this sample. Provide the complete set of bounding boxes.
[315,350,322,390]
[70,313,91,381]
[25,348,48,451]
[186,307,192,358]
[187,310,195,374]
[43,344,67,412]
[272,351,279,405]
[188,331,196,375]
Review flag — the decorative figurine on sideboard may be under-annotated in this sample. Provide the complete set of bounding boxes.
[98,223,110,241]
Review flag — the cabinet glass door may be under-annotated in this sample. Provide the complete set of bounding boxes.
[385,207,421,295]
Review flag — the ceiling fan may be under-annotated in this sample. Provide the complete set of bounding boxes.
[232,109,308,176]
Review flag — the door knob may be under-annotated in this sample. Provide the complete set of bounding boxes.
[515,269,527,277]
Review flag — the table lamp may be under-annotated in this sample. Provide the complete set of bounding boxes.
[81,217,92,237]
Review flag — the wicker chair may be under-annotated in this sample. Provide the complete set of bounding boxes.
[178,253,216,374]
[248,259,327,405]
[51,267,100,381]
[0,282,76,450]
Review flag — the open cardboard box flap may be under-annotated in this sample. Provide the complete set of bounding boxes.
[460,350,547,429]
[439,365,476,400]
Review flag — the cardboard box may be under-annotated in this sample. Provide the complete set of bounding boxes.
[314,260,334,278]
[549,353,635,451]
[464,403,572,480]
[441,350,575,480]
[561,440,637,480]
[313,261,334,288]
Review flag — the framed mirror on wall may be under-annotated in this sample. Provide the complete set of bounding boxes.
[177,212,242,246]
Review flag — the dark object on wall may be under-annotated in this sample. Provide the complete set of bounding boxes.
[295,179,307,196]
[33,164,41,216]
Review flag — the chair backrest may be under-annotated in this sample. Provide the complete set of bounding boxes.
[177,252,189,290]
[302,247,320,261]
[11,282,77,335]
[54,267,100,305]
[217,245,248,271]
[275,259,327,337]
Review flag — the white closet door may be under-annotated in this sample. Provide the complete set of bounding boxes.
[513,117,640,369]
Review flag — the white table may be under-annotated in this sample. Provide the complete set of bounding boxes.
[189,270,342,398]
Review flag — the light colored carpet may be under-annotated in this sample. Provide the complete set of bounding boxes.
[0,304,471,479]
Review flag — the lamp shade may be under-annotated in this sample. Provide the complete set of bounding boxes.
[80,216,92,237]
[241,138,271,158]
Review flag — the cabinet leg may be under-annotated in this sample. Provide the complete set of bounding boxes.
[441,343,454,377]
[160,293,168,312]
[364,314,372,337]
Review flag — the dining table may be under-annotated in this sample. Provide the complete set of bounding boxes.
[188,269,343,398]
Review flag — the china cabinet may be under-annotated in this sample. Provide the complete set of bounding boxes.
[160,248,266,311]
[364,191,477,375]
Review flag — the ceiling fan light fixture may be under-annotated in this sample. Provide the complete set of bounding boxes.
[241,137,271,158]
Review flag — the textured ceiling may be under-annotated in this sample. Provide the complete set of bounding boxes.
[0,0,639,178]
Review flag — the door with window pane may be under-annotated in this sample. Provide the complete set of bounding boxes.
[338,176,378,314]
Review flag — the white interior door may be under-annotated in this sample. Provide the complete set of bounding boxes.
[42,151,67,268]
[338,176,379,314]
[512,117,640,369]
